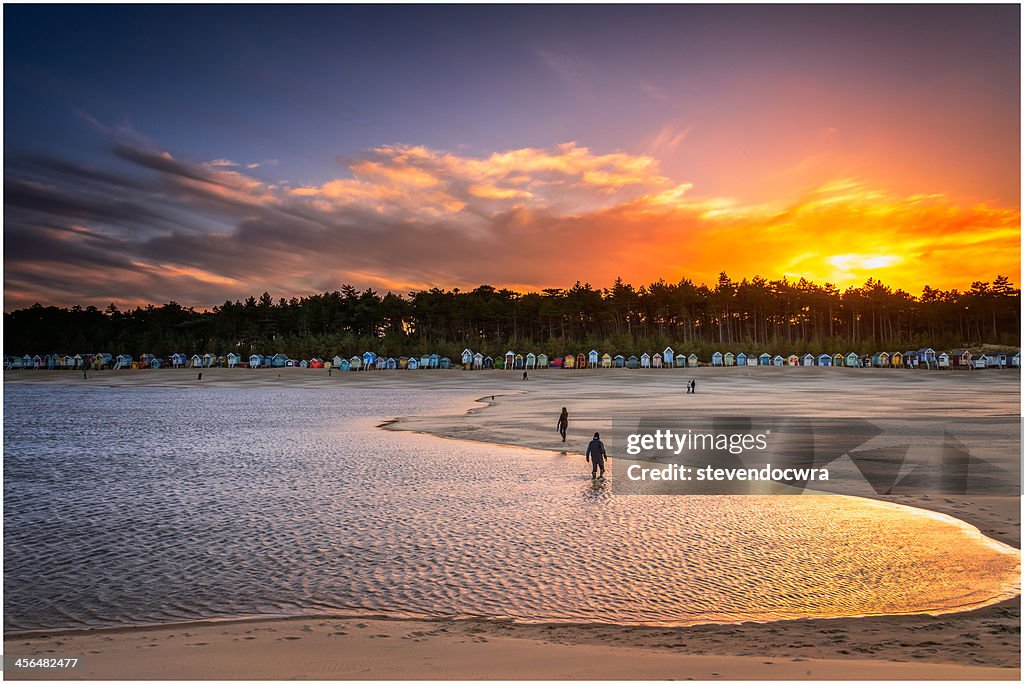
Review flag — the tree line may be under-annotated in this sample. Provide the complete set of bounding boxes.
[4,274,1020,360]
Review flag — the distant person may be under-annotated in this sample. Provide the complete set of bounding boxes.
[557,407,569,442]
[328,368,332,377]
[685,379,692,394]
[83,370,88,380]
[691,378,696,394]
[586,431,608,480]
[198,372,202,381]
[523,371,528,381]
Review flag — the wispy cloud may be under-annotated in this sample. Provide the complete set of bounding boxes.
[4,135,1019,310]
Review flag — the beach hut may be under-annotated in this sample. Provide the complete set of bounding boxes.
[309,358,324,369]
[724,352,735,367]
[504,351,515,370]
[973,353,989,369]
[201,352,215,367]
[398,357,409,369]
[586,349,600,368]
[871,352,889,368]
[429,353,441,369]
[918,348,937,367]
[362,351,377,370]
[151,357,163,369]
[937,352,950,368]
[473,352,484,369]
[602,353,613,368]
[94,353,111,369]
[640,353,651,368]
[526,352,536,369]
[72,353,83,369]
[832,353,843,367]
[297,360,308,368]
[139,353,155,368]
[674,354,687,368]
[662,347,675,367]
[564,354,575,369]
[623,355,636,369]
[891,352,903,368]
[574,352,585,369]
[773,355,784,366]
[349,355,363,371]
[784,354,797,366]
[419,354,431,369]
[1012,352,1020,368]
[189,354,202,368]
[688,353,699,367]
[113,354,131,369]
[269,353,287,367]
[227,352,240,368]
[170,352,185,368]
[249,354,263,368]
[801,353,814,367]
[407,357,419,370]
[545,356,560,368]
[996,353,1007,368]
[736,352,747,367]
[712,352,723,366]
[817,354,832,367]
[903,351,918,368]
[331,355,345,368]
[614,354,626,368]
[537,353,548,368]
[746,354,757,367]
[510,353,521,369]
[844,352,858,367]
[483,356,495,369]
[652,353,663,368]
[338,358,351,371]
[461,349,473,369]
[758,353,771,366]
[21,354,32,368]
[439,357,451,369]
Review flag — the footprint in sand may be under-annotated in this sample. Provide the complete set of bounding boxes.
[279,636,301,641]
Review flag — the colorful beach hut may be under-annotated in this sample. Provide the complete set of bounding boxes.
[652,353,662,368]
[663,347,675,367]
[674,354,687,368]
[331,355,344,368]
[614,354,626,368]
[832,353,843,367]
[227,353,240,368]
[461,349,473,368]
[724,352,735,367]
[640,353,651,368]
[801,354,814,367]
[473,352,484,369]
[918,348,937,367]
[428,353,440,369]
[845,352,859,367]
[407,357,419,370]
[773,355,784,366]
[398,357,409,369]
[688,353,699,367]
[974,353,989,369]
[712,352,723,367]
[1012,352,1020,368]
[250,354,264,368]
[627,355,639,369]
[338,358,351,371]
[349,355,363,371]
[602,353,613,368]
[872,352,890,368]
[817,354,832,367]
[589,350,600,367]
[736,352,748,367]
[504,351,515,370]
[483,356,494,369]
[891,352,903,368]
[564,354,576,369]
[526,353,536,369]
[362,352,377,370]
[190,354,203,368]
[575,352,585,369]
[439,357,450,369]
[758,353,771,366]
[537,353,548,368]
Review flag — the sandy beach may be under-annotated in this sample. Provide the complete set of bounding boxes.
[4,367,1020,679]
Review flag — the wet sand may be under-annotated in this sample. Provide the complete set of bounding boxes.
[4,367,1020,679]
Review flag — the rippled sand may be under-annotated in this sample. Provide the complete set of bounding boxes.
[4,384,1019,634]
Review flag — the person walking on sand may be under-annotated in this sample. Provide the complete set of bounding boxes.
[586,431,609,480]
[557,407,569,442]
[685,379,692,394]
[691,378,696,394]
[523,370,528,381]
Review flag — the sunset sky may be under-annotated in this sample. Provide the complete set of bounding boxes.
[4,4,1020,310]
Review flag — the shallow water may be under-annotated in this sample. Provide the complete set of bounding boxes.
[4,384,1020,633]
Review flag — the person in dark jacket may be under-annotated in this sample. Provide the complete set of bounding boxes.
[556,407,569,442]
[586,432,608,479]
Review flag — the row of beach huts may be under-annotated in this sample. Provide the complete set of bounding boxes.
[4,347,1020,371]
